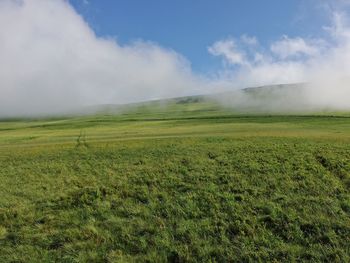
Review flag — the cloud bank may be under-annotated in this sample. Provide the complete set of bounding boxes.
[0,0,350,117]
[0,0,201,116]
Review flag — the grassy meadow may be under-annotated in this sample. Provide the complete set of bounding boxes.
[0,99,350,262]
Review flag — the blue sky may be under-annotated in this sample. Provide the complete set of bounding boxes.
[69,0,335,73]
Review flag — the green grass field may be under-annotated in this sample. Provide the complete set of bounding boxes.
[0,100,350,262]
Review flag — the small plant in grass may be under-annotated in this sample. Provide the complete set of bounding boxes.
[75,130,89,148]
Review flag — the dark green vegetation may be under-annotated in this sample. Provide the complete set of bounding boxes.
[0,99,350,262]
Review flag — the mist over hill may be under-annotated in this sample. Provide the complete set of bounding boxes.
[1,82,348,119]
[211,83,313,113]
[87,82,348,116]
[58,82,349,118]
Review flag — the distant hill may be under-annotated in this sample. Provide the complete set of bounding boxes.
[3,82,341,119]
[242,83,307,93]
[66,82,332,117]
[83,83,309,114]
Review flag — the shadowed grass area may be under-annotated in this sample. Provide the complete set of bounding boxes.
[0,101,350,262]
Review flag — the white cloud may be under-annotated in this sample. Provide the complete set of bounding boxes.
[208,39,249,66]
[324,11,350,42]
[270,36,322,59]
[0,0,200,116]
[241,35,258,46]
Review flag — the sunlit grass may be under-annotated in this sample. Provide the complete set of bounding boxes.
[0,102,350,262]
